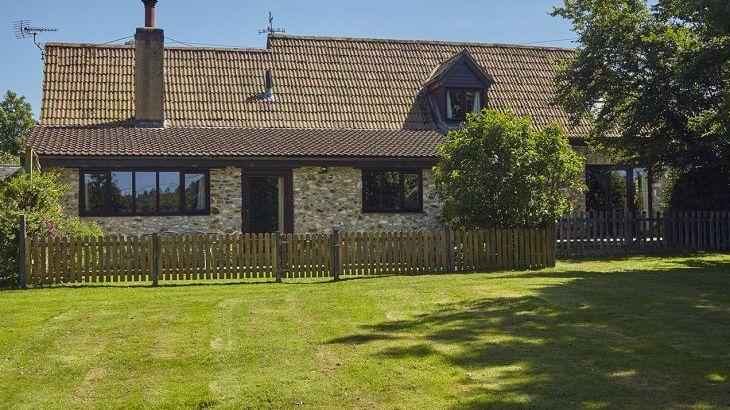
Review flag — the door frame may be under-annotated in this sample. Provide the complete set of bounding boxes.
[241,169,294,233]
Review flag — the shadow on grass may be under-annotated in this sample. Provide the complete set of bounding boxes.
[327,258,730,409]
[3,272,404,291]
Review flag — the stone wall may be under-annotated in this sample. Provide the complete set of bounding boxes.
[51,167,242,235]
[293,167,444,232]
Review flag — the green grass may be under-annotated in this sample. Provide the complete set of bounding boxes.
[1,255,729,409]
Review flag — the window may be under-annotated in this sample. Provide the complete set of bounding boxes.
[158,172,181,214]
[83,172,107,212]
[110,172,133,214]
[446,88,482,120]
[585,165,653,213]
[362,170,423,213]
[79,170,209,216]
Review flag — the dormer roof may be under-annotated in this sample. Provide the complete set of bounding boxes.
[424,49,494,90]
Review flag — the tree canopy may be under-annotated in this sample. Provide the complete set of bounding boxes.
[0,91,35,159]
[552,0,730,208]
[433,109,584,229]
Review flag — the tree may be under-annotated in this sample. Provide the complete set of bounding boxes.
[552,0,730,209]
[0,91,35,158]
[0,171,102,287]
[433,109,584,229]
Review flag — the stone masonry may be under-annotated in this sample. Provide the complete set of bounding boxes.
[293,167,444,232]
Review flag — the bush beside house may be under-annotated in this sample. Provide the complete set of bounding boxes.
[0,171,102,287]
[433,109,584,229]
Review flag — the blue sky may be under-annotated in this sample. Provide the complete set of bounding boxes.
[1,0,575,117]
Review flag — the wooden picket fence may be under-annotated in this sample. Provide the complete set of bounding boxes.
[556,211,730,257]
[19,227,555,287]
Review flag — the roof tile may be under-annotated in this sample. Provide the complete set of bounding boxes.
[39,35,589,137]
[27,127,443,158]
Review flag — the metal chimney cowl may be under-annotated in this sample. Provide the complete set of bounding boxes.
[142,0,158,28]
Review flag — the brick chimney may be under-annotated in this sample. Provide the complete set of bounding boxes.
[134,0,165,127]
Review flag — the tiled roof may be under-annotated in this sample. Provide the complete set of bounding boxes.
[39,34,589,138]
[27,126,443,158]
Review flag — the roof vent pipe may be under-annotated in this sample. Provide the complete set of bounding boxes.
[263,69,276,102]
[142,0,158,28]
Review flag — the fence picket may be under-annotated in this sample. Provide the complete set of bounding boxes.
[31,216,730,289]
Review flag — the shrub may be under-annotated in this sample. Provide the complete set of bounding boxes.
[666,165,730,211]
[433,109,584,229]
[0,171,102,287]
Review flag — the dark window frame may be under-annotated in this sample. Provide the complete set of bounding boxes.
[585,165,654,214]
[78,169,210,217]
[361,169,424,214]
[444,87,485,121]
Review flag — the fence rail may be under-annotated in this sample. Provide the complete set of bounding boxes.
[556,211,730,257]
[20,227,555,287]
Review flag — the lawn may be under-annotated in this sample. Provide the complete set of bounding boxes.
[1,255,729,409]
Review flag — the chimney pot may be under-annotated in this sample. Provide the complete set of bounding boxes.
[142,0,158,28]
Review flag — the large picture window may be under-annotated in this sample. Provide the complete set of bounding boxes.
[362,170,423,213]
[80,170,209,216]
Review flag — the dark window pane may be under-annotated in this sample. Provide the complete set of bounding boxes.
[83,172,108,212]
[362,170,422,212]
[610,170,628,210]
[633,168,650,214]
[404,173,421,210]
[110,172,133,213]
[136,172,157,214]
[464,90,478,116]
[381,171,400,211]
[586,168,610,211]
[159,172,181,213]
[248,176,281,233]
[184,173,207,211]
[362,171,381,210]
[447,90,464,120]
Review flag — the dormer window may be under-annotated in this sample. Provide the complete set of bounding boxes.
[423,49,493,129]
[446,88,482,121]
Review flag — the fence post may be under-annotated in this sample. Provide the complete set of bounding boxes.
[18,215,27,289]
[551,223,557,267]
[275,231,283,283]
[152,233,159,287]
[445,228,454,273]
[332,229,341,281]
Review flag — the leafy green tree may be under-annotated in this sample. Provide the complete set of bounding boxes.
[433,109,584,229]
[0,91,35,158]
[552,0,730,209]
[0,171,102,287]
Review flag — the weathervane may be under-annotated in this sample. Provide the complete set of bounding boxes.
[13,20,58,60]
[258,11,285,35]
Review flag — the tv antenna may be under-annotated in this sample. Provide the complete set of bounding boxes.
[13,20,58,60]
[258,11,285,35]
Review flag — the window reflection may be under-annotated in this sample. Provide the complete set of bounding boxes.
[110,172,133,213]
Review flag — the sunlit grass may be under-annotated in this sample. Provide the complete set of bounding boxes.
[1,254,728,409]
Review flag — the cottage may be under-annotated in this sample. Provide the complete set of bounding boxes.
[26,0,664,235]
